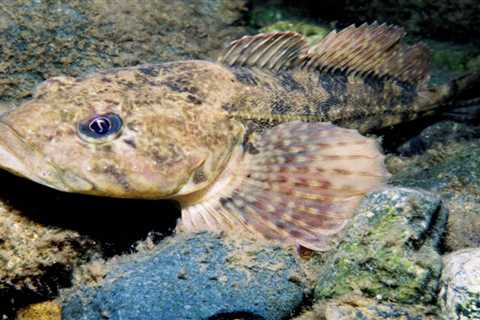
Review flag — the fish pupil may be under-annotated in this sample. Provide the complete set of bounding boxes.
[89,117,111,135]
[78,113,123,141]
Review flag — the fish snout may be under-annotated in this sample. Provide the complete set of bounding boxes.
[0,121,94,193]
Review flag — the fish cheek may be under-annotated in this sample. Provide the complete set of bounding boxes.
[91,160,132,194]
[107,143,207,198]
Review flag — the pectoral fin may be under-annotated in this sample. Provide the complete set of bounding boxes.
[178,121,389,251]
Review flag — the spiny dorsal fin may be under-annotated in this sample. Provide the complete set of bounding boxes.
[301,22,431,86]
[178,121,389,251]
[218,32,308,71]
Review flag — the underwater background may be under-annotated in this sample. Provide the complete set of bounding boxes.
[0,0,479,319]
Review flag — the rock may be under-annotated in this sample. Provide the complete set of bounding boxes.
[251,0,480,42]
[439,248,480,320]
[397,121,480,156]
[467,54,480,72]
[0,201,97,318]
[260,20,331,44]
[324,297,438,320]
[249,4,304,28]
[61,232,306,320]
[293,296,438,320]
[16,300,61,320]
[0,165,179,318]
[0,0,248,105]
[390,141,480,251]
[314,188,445,305]
[0,0,245,306]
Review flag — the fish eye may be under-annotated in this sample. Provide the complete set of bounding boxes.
[78,113,123,142]
[89,117,111,135]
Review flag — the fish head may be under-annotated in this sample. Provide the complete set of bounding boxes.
[0,67,242,199]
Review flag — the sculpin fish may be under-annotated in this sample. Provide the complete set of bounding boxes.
[0,23,478,250]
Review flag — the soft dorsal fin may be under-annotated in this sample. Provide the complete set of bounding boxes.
[301,22,431,86]
[218,32,308,71]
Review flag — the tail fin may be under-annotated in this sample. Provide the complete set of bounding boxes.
[437,73,480,123]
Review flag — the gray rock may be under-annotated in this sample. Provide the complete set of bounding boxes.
[293,296,438,319]
[390,141,480,251]
[397,121,480,156]
[314,187,446,305]
[0,0,248,105]
[439,248,480,320]
[332,0,480,41]
[324,297,438,320]
[61,232,306,320]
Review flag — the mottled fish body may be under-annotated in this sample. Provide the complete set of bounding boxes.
[0,23,478,250]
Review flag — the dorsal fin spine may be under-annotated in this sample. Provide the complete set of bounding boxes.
[249,35,282,66]
[247,37,274,66]
[219,23,431,86]
[218,32,308,71]
[262,35,292,68]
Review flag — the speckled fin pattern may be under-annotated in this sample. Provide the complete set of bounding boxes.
[219,22,430,86]
[302,22,431,85]
[181,121,389,251]
[218,32,307,71]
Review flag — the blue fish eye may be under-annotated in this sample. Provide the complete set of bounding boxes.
[78,113,123,141]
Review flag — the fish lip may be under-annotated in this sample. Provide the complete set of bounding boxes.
[0,120,94,193]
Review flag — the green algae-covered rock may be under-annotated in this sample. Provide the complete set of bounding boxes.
[467,54,480,72]
[314,188,445,304]
[423,40,480,85]
[334,0,480,42]
[261,20,330,44]
[250,0,480,41]
[249,4,302,28]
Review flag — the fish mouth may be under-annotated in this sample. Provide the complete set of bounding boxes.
[0,120,94,193]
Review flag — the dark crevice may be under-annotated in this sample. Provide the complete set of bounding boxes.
[372,115,445,154]
[208,312,265,320]
[405,200,448,255]
[0,170,180,316]
[0,170,180,257]
[0,262,72,318]
[287,284,315,319]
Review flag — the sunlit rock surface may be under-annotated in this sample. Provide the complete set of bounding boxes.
[314,188,445,305]
[440,248,480,320]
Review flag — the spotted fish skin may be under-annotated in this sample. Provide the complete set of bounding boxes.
[0,23,476,250]
[0,61,246,198]
[223,66,429,135]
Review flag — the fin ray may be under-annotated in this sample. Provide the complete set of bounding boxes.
[302,22,431,85]
[179,121,389,251]
[218,32,308,71]
[219,23,431,86]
